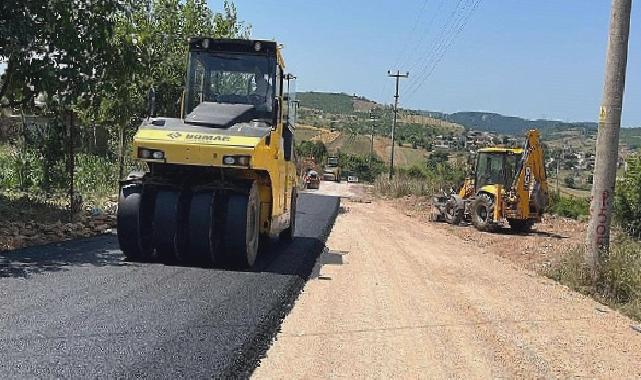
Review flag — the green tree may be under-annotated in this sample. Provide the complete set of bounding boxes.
[615,156,641,237]
[1,0,249,206]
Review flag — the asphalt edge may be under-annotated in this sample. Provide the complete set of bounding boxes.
[224,195,341,379]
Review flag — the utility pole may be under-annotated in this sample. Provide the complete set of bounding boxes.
[369,111,377,170]
[387,70,409,179]
[556,155,561,199]
[586,0,632,278]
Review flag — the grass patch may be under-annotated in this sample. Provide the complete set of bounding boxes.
[546,236,641,321]
[373,175,437,198]
[548,193,590,220]
[374,164,464,198]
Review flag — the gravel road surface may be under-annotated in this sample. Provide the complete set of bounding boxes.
[255,198,641,378]
[0,193,339,379]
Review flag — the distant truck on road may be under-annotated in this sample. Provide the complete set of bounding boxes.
[323,155,341,183]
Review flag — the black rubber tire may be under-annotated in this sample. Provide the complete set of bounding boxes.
[279,189,297,242]
[187,191,219,266]
[444,200,463,225]
[152,191,182,263]
[471,194,499,232]
[117,184,154,261]
[220,182,260,268]
[508,219,534,233]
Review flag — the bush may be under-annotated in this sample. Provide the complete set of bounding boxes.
[546,236,641,321]
[339,153,385,183]
[374,175,437,198]
[615,155,641,238]
[564,176,575,189]
[374,163,465,198]
[548,193,589,219]
[1,144,118,201]
[75,154,120,199]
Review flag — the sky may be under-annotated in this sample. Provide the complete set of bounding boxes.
[212,0,641,126]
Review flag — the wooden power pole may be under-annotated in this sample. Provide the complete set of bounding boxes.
[586,0,632,277]
[387,70,409,179]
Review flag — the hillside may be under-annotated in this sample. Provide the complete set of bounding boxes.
[297,92,355,114]
[297,91,601,137]
[445,112,598,136]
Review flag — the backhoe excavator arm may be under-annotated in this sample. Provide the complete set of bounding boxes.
[513,129,548,219]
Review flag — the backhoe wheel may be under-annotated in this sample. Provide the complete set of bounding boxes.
[444,200,463,225]
[220,182,260,268]
[279,189,297,242]
[117,184,155,261]
[471,194,499,232]
[152,191,184,263]
[187,191,220,266]
[508,219,534,233]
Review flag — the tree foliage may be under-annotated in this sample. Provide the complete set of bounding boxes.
[296,140,328,165]
[0,0,249,206]
[615,156,641,237]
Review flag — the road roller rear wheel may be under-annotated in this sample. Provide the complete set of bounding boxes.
[117,184,154,261]
[220,182,260,268]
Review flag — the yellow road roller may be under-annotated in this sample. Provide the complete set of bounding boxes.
[118,38,299,268]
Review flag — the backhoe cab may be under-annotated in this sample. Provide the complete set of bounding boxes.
[432,129,548,233]
[117,39,299,268]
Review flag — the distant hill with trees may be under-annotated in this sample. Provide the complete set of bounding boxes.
[444,112,598,136]
[297,92,355,114]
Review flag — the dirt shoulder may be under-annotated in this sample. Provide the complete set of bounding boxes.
[0,194,117,252]
[254,199,641,378]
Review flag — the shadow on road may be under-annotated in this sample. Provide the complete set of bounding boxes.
[454,222,567,239]
[0,235,332,280]
[0,235,130,279]
[0,193,341,281]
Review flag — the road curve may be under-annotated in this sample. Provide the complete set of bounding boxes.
[0,193,339,379]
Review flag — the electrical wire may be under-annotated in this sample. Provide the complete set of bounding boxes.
[406,0,483,100]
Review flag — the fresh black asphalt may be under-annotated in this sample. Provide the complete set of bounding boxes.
[0,193,339,379]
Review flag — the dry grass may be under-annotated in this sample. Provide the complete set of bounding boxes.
[545,236,641,321]
[373,175,440,198]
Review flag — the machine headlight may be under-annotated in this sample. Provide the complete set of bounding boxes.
[138,148,165,160]
[139,148,151,159]
[237,156,250,166]
[223,155,251,166]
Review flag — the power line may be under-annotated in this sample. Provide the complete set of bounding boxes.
[406,0,482,99]
[400,0,448,75]
[392,0,431,70]
[405,0,476,96]
[406,0,466,80]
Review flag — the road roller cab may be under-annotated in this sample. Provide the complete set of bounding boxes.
[118,38,299,268]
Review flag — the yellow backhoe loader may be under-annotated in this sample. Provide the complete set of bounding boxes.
[432,129,548,233]
[117,38,298,268]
